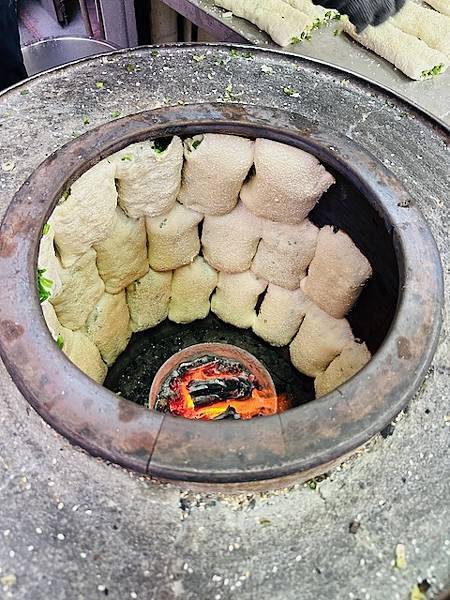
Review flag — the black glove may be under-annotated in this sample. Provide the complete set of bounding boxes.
[313,0,406,31]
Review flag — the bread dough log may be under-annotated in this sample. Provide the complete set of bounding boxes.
[41,301,71,346]
[94,207,149,294]
[169,256,218,324]
[147,202,202,271]
[289,303,354,377]
[282,0,337,20]
[51,248,105,330]
[64,330,108,384]
[110,136,183,218]
[53,159,117,267]
[38,221,62,300]
[343,19,448,80]
[85,291,131,366]
[423,0,450,17]
[391,1,450,56]
[215,0,313,46]
[178,134,254,215]
[253,285,311,346]
[240,139,335,224]
[314,341,371,398]
[42,302,106,384]
[301,225,372,319]
[127,269,172,332]
[211,271,267,329]
[202,202,263,273]
[252,219,319,290]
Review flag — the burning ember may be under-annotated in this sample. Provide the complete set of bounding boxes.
[153,354,287,420]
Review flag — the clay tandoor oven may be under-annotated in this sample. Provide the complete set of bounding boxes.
[0,103,443,488]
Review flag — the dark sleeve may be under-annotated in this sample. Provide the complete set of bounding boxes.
[0,0,27,91]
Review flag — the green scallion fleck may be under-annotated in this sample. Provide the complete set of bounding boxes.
[224,82,234,100]
[20,89,29,96]
[83,116,90,125]
[121,154,133,161]
[126,63,135,73]
[42,223,51,236]
[421,64,443,78]
[111,110,121,118]
[151,50,159,57]
[37,268,53,303]
[283,86,299,97]
[56,335,64,350]
[60,189,71,203]
[95,81,104,89]
[192,139,202,150]
[153,138,171,154]
[192,54,206,62]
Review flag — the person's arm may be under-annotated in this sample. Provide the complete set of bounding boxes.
[0,0,27,91]
[312,0,406,31]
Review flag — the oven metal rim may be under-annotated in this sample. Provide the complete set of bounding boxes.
[0,103,443,484]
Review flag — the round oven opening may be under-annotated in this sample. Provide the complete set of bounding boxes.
[0,103,442,488]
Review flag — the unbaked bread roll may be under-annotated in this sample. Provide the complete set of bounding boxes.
[94,207,148,294]
[169,257,218,324]
[289,303,354,377]
[252,219,318,290]
[85,291,131,366]
[64,330,108,384]
[38,220,62,301]
[282,0,337,19]
[127,269,172,332]
[51,248,105,330]
[301,226,372,319]
[109,137,183,218]
[178,134,254,215]
[343,19,448,80]
[53,159,117,267]
[41,301,71,347]
[423,0,450,16]
[240,139,334,224]
[215,0,313,46]
[146,202,202,271]
[253,285,311,346]
[43,303,106,384]
[202,202,263,273]
[314,341,371,398]
[211,271,267,329]
[391,1,450,57]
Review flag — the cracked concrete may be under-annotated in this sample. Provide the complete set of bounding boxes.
[0,45,449,599]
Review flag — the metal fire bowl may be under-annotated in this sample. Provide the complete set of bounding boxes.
[0,93,444,487]
[22,36,120,77]
[148,342,277,412]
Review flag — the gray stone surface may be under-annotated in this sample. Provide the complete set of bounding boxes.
[0,46,449,599]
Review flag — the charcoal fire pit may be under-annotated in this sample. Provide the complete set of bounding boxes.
[0,102,443,488]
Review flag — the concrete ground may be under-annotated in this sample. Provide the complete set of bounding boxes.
[0,45,449,599]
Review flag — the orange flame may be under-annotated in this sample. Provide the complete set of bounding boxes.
[167,361,288,420]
